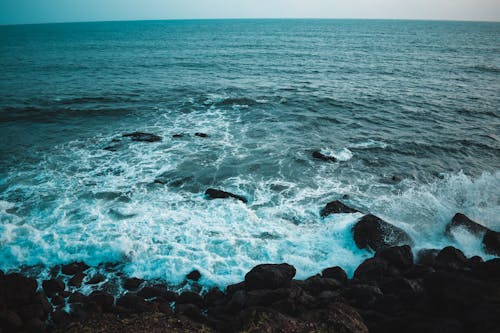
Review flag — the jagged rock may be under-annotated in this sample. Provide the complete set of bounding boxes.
[0,310,23,331]
[353,258,390,281]
[225,290,247,313]
[86,274,105,285]
[304,276,343,295]
[344,285,384,308]
[137,285,177,301]
[42,279,65,298]
[375,245,414,270]
[123,132,162,142]
[123,277,144,291]
[352,215,413,251]
[195,132,208,138]
[3,273,38,306]
[245,288,290,307]
[176,291,204,308]
[205,188,247,203]
[245,264,296,290]
[88,291,114,312]
[116,293,152,313]
[301,302,369,333]
[312,150,337,162]
[204,287,225,307]
[445,213,488,237]
[61,262,89,276]
[483,230,500,256]
[175,303,205,322]
[321,200,360,217]
[322,266,348,284]
[68,273,85,288]
[434,246,467,271]
[415,248,440,266]
[186,270,201,281]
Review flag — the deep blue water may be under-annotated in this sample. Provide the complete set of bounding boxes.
[0,19,499,290]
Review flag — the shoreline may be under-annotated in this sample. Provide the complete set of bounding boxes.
[1,209,499,332]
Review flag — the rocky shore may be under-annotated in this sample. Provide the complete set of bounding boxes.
[1,206,499,333]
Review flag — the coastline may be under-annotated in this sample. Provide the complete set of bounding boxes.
[1,208,499,332]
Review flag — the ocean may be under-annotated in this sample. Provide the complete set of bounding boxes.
[0,19,499,290]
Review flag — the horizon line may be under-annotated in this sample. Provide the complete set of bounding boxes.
[2,16,499,27]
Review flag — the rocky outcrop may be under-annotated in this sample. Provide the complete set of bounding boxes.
[205,188,248,203]
[122,132,162,142]
[312,151,337,162]
[352,214,413,251]
[321,200,360,217]
[244,264,296,290]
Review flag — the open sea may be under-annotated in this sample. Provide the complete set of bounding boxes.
[0,19,499,291]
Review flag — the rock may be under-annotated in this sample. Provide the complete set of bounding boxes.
[483,230,500,256]
[304,276,343,295]
[375,245,414,270]
[352,214,413,251]
[123,132,162,142]
[172,133,184,138]
[176,291,204,308]
[116,293,152,313]
[445,213,489,238]
[186,270,201,281]
[245,263,296,290]
[204,287,225,307]
[137,285,177,301]
[344,285,384,308]
[321,200,360,217]
[86,274,105,285]
[42,279,65,298]
[68,292,87,304]
[353,258,390,281]
[68,273,85,288]
[312,150,337,162]
[379,278,424,297]
[24,318,46,333]
[322,266,348,284]
[175,303,205,322]
[3,273,38,306]
[61,262,89,275]
[225,290,247,313]
[194,132,208,138]
[88,291,114,312]
[434,246,467,271]
[51,309,71,326]
[205,188,247,203]
[301,302,369,333]
[415,248,439,266]
[123,277,144,291]
[0,310,23,331]
[245,289,290,307]
[51,295,65,306]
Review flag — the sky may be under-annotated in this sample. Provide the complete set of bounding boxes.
[1,0,499,25]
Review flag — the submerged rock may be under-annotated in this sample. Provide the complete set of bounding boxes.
[195,132,208,138]
[352,214,413,251]
[205,188,248,203]
[312,151,337,162]
[245,263,296,290]
[122,132,162,142]
[320,200,360,217]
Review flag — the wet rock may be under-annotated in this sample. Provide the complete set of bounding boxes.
[24,318,47,333]
[51,295,65,306]
[204,287,225,307]
[225,281,245,296]
[483,230,500,256]
[137,285,177,301]
[225,290,247,313]
[304,276,343,295]
[51,309,71,326]
[123,277,144,291]
[175,303,205,322]
[245,263,296,290]
[88,291,114,312]
[312,150,337,162]
[194,132,208,138]
[245,289,290,307]
[205,188,247,203]
[18,301,48,322]
[379,278,424,297]
[320,200,360,217]
[172,133,184,138]
[322,266,348,284]
[0,310,23,331]
[116,293,152,313]
[186,270,202,281]
[123,132,162,142]
[3,273,38,306]
[61,262,89,276]
[86,274,105,285]
[445,213,489,238]
[345,285,384,308]
[68,273,85,288]
[42,279,65,298]
[415,248,440,266]
[68,292,87,304]
[434,246,467,271]
[375,245,414,270]
[353,258,390,281]
[177,291,204,308]
[352,214,413,251]
[301,302,369,333]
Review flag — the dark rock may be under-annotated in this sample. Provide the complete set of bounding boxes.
[322,266,348,284]
[86,274,105,285]
[186,270,201,281]
[344,285,384,308]
[301,302,369,333]
[51,295,65,306]
[123,277,144,291]
[312,150,337,162]
[116,293,152,313]
[321,200,360,217]
[445,213,489,238]
[176,291,204,308]
[352,214,413,251]
[375,245,414,270]
[203,287,225,307]
[194,132,208,138]
[61,262,89,276]
[225,290,247,313]
[87,291,114,312]
[32,292,52,317]
[353,258,389,281]
[17,301,48,322]
[416,248,439,266]
[245,289,290,307]
[403,264,435,279]
[42,279,65,298]
[51,309,71,326]
[3,273,38,306]
[225,281,245,296]
[434,246,467,271]
[379,278,424,297]
[304,276,343,295]
[123,132,162,142]
[245,263,296,290]
[473,258,500,282]
[175,303,205,322]
[68,292,87,304]
[68,273,85,288]
[24,318,46,333]
[172,133,184,138]
[137,285,177,301]
[483,230,500,256]
[0,310,23,331]
[205,188,247,203]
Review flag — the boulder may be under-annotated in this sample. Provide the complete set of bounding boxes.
[137,285,177,301]
[85,274,105,285]
[245,264,296,290]
[483,230,500,256]
[42,279,65,298]
[322,266,348,284]
[352,215,413,251]
[0,310,23,331]
[304,276,343,295]
[87,291,114,312]
[186,270,202,281]
[203,287,225,307]
[375,245,414,270]
[122,132,162,142]
[205,188,247,203]
[61,262,89,276]
[353,258,389,281]
[301,302,369,333]
[2,273,38,307]
[123,277,144,291]
[176,291,204,308]
[116,293,152,313]
[445,213,488,238]
[415,249,439,267]
[321,200,360,217]
[194,132,208,138]
[312,151,337,162]
[68,273,85,288]
[434,246,467,271]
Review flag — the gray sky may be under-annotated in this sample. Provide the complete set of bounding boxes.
[1,0,499,25]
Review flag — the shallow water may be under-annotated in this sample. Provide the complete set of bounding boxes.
[0,19,499,289]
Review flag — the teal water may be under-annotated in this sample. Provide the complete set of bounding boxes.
[0,19,499,289]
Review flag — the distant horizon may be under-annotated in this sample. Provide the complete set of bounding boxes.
[2,16,500,27]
